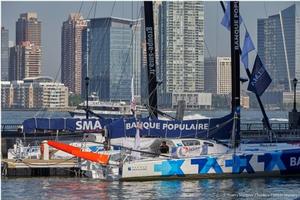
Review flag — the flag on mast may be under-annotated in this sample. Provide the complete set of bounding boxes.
[132,122,142,159]
[247,55,272,96]
[241,30,255,68]
[130,77,136,112]
[221,1,243,30]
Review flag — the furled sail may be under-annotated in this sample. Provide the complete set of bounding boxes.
[47,140,110,165]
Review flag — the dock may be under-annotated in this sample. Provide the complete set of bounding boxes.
[1,158,81,177]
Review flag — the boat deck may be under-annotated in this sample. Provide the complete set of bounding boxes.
[1,159,80,177]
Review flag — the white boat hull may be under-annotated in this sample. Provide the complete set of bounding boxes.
[80,148,300,181]
[118,148,300,181]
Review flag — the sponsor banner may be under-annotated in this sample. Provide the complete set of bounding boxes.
[107,113,234,140]
[23,118,112,133]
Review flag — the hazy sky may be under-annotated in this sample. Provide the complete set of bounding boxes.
[1,1,297,80]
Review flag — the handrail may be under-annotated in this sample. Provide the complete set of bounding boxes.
[1,124,22,131]
[240,122,290,131]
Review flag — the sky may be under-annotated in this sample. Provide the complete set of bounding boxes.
[1,1,298,81]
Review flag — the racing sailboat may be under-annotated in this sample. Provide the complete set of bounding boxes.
[45,1,300,181]
[24,1,300,180]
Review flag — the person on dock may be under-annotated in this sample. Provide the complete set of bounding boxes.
[103,140,110,151]
[160,141,169,154]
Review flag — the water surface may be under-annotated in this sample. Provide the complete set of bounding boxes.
[2,177,300,200]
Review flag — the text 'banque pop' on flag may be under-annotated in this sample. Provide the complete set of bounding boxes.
[247,55,272,96]
[221,1,243,31]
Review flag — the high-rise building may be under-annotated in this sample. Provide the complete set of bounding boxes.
[9,41,41,80]
[1,77,68,109]
[83,17,141,101]
[204,57,217,93]
[16,12,41,46]
[22,41,41,78]
[1,27,9,81]
[217,57,231,95]
[61,13,87,95]
[258,4,300,92]
[159,1,205,106]
[11,12,42,81]
[9,46,22,81]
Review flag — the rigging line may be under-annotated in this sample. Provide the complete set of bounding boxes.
[131,0,134,78]
[87,1,96,19]
[89,1,116,94]
[204,40,214,61]
[99,1,140,90]
[216,1,219,58]
[93,1,97,19]
[111,6,142,94]
[240,12,261,63]
[88,2,115,74]
[263,2,269,18]
[54,64,61,83]
[91,29,116,98]
[78,1,84,14]
[114,21,142,95]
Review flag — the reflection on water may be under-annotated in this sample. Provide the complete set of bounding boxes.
[2,177,300,200]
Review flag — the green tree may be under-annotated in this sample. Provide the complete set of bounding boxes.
[69,94,82,107]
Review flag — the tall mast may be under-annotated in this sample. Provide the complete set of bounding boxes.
[144,1,158,118]
[221,1,271,130]
[85,28,90,119]
[230,1,240,136]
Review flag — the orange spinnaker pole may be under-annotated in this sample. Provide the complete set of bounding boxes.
[47,140,110,165]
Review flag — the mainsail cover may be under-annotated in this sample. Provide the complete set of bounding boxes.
[107,113,234,140]
[23,118,113,133]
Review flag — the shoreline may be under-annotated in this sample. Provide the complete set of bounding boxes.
[1,107,76,112]
[1,107,292,112]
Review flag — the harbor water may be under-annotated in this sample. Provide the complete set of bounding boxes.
[1,110,299,199]
[2,177,300,199]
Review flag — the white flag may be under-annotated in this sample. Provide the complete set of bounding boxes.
[132,122,142,159]
[130,77,136,112]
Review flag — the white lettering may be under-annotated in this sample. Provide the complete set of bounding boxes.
[290,157,300,166]
[76,121,82,130]
[162,123,168,130]
[124,121,209,131]
[251,67,265,87]
[126,123,131,130]
[75,120,103,130]
[168,124,174,130]
[82,121,93,130]
[204,123,209,129]
[143,122,149,129]
[94,120,102,129]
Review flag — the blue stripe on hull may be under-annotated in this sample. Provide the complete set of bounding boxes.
[122,149,300,180]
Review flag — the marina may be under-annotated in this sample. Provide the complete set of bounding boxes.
[2,0,300,199]
[2,159,79,177]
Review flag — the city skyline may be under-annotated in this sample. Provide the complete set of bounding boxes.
[2,1,296,80]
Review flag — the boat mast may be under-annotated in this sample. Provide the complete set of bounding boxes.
[144,1,158,118]
[230,1,240,139]
[85,28,90,119]
[221,1,272,130]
